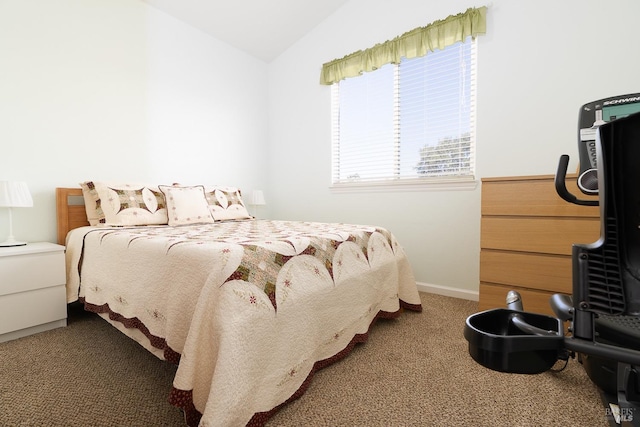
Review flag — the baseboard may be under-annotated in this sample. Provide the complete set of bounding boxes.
[0,319,67,344]
[416,281,479,301]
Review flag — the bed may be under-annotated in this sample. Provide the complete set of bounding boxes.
[56,184,422,427]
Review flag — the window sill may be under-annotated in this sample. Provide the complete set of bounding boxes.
[329,177,478,193]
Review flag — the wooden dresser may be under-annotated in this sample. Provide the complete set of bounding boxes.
[479,174,600,316]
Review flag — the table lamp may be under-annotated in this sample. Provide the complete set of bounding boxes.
[250,190,266,218]
[0,181,33,247]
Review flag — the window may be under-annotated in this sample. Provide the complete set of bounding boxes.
[331,37,477,190]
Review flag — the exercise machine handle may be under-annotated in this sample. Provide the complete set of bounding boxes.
[555,155,598,207]
[550,293,574,322]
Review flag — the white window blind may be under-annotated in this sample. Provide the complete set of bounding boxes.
[331,37,476,188]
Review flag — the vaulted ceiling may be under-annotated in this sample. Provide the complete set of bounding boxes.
[141,0,350,62]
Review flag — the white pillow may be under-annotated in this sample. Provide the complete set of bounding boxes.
[159,185,215,226]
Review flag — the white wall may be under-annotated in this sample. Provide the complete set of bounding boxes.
[3,0,639,297]
[0,0,269,243]
[267,0,640,295]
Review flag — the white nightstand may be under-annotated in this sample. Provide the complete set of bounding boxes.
[0,242,67,343]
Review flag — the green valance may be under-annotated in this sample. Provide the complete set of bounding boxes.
[319,6,487,85]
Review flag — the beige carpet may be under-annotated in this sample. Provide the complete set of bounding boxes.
[0,293,608,426]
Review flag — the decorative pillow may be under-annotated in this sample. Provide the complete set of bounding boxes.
[80,181,168,226]
[159,185,215,226]
[203,186,252,221]
[79,181,104,226]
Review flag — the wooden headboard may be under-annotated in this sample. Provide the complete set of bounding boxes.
[56,187,90,245]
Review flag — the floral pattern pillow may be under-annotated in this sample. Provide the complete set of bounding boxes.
[80,181,168,226]
[204,186,252,221]
[79,181,104,226]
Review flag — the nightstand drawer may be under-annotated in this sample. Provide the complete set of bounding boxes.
[0,285,67,335]
[0,242,67,342]
[0,250,65,296]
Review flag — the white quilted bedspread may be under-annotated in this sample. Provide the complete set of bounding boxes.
[65,219,422,426]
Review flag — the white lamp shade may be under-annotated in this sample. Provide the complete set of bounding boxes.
[0,181,33,208]
[250,190,266,206]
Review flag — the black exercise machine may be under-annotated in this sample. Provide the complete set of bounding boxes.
[464,93,640,426]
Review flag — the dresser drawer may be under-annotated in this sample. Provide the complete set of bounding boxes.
[480,250,572,293]
[480,216,600,255]
[479,282,560,317]
[0,249,65,296]
[481,176,599,217]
